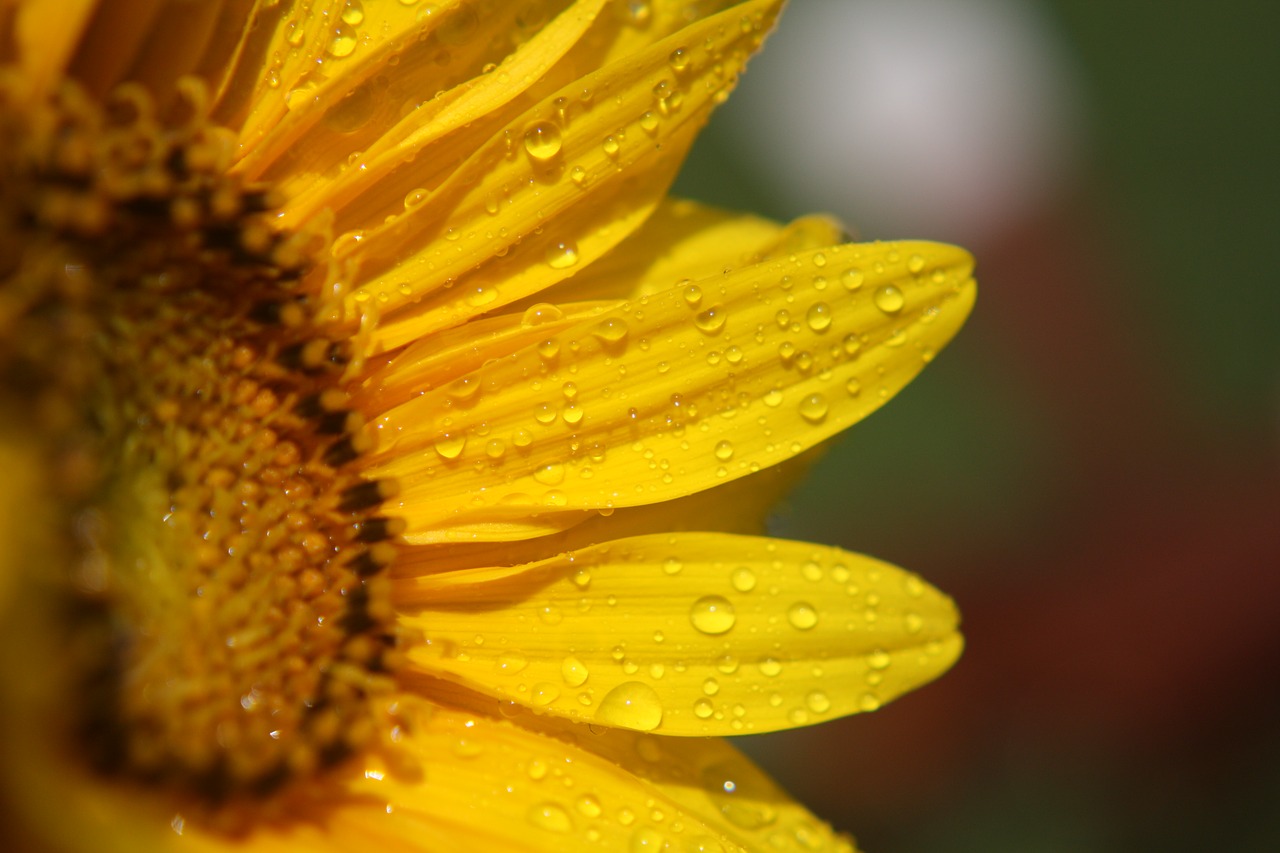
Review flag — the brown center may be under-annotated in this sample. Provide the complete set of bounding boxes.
[0,73,403,800]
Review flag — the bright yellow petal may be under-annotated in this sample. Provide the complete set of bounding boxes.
[397,533,961,736]
[324,0,784,349]
[173,692,855,852]
[368,241,974,543]
[527,197,845,305]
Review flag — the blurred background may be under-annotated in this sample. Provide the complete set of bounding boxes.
[673,1,1280,850]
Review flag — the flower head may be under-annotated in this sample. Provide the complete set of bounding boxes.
[0,1,975,850]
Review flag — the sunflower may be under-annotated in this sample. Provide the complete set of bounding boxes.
[0,1,975,850]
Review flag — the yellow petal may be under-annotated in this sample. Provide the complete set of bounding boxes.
[11,0,97,98]
[178,693,855,852]
[528,197,845,305]
[398,533,962,736]
[326,0,784,349]
[392,447,823,576]
[369,241,974,543]
[265,0,611,223]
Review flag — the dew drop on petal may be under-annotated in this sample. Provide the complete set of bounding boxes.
[874,284,905,314]
[596,682,663,731]
[757,657,782,677]
[545,240,579,269]
[730,566,756,593]
[806,690,831,714]
[523,120,563,162]
[693,304,726,335]
[787,601,819,630]
[689,595,736,635]
[591,317,629,345]
[797,393,828,423]
[805,302,832,331]
[714,440,734,461]
[562,656,589,687]
[327,23,357,57]
[527,802,572,832]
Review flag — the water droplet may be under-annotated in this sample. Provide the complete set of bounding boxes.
[562,405,583,425]
[702,677,720,696]
[757,657,782,677]
[530,682,561,706]
[842,268,864,291]
[693,698,714,719]
[562,656,589,687]
[669,47,690,71]
[867,648,891,670]
[576,795,602,818]
[433,433,466,459]
[546,240,579,269]
[714,440,734,461]
[522,302,564,327]
[694,304,726,335]
[802,560,823,582]
[512,428,534,448]
[689,595,736,635]
[631,827,666,851]
[596,682,663,731]
[466,285,498,307]
[536,338,561,360]
[446,376,480,402]
[591,317,629,345]
[730,566,757,592]
[534,463,565,485]
[908,253,926,273]
[570,165,587,186]
[527,802,572,832]
[523,120,563,162]
[485,439,506,459]
[639,111,659,134]
[874,284,905,314]
[845,378,862,396]
[859,692,882,712]
[683,284,703,307]
[662,557,682,575]
[812,252,827,268]
[762,388,783,408]
[806,690,831,714]
[341,0,364,25]
[787,602,819,630]
[327,23,358,58]
[805,302,832,332]
[602,135,620,157]
[798,393,828,423]
[701,762,778,829]
[497,652,528,674]
[403,187,428,210]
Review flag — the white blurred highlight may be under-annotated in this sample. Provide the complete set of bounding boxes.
[726,0,1083,244]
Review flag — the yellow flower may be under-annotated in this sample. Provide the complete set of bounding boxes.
[0,1,975,851]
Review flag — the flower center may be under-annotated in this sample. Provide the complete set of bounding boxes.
[0,75,402,800]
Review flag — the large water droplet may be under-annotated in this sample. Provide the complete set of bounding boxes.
[341,0,364,25]
[694,304,726,335]
[730,566,757,592]
[805,302,832,332]
[527,802,572,833]
[523,120,563,162]
[533,463,565,485]
[874,284,905,314]
[561,655,589,687]
[806,690,831,714]
[714,440,734,461]
[596,682,663,731]
[797,393,828,423]
[689,595,736,635]
[433,433,466,459]
[327,23,358,58]
[546,241,579,269]
[787,601,819,630]
[591,317,629,345]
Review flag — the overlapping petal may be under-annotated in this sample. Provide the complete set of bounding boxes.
[314,0,784,347]
[398,533,961,735]
[367,241,975,543]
